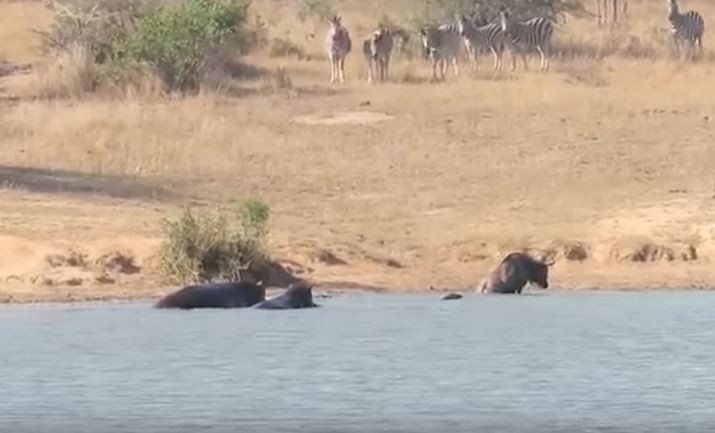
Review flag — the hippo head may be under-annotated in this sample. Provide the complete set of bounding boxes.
[285,281,318,307]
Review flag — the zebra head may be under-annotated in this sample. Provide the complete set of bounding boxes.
[457,14,472,36]
[329,15,342,27]
[419,27,432,59]
[370,27,390,60]
[666,0,679,17]
[498,7,511,33]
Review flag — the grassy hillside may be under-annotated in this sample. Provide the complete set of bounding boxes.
[1,0,715,301]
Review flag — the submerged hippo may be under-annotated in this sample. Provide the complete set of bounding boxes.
[441,293,463,301]
[477,252,554,294]
[254,281,319,310]
[155,281,265,309]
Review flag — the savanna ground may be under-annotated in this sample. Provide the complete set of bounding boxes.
[2,0,715,303]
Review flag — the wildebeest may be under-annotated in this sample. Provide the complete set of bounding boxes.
[363,24,394,83]
[254,281,319,310]
[155,281,266,309]
[476,252,554,294]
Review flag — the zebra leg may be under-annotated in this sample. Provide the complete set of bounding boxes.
[339,57,346,83]
[329,57,336,84]
[453,56,460,78]
[537,46,548,72]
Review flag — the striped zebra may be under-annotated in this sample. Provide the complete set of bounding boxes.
[457,14,505,72]
[325,15,352,84]
[667,0,705,60]
[363,25,394,83]
[419,24,462,81]
[499,9,554,72]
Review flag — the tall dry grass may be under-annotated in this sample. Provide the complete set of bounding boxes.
[15,45,98,99]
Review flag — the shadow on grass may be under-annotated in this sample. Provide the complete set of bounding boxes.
[0,165,178,201]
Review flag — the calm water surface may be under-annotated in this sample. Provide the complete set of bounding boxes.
[2,291,715,433]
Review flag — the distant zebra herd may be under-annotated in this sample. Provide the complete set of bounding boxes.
[323,0,706,84]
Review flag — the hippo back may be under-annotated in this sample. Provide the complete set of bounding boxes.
[155,281,265,309]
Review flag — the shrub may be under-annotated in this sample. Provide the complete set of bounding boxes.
[160,200,270,284]
[112,0,248,90]
[22,45,100,99]
[35,0,147,63]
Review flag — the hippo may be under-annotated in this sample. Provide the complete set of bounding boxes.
[155,281,265,309]
[477,252,554,294]
[254,281,319,310]
[441,293,463,301]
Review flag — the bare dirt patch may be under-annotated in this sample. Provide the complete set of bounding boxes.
[290,110,394,125]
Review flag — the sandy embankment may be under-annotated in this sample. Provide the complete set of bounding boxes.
[2,231,715,304]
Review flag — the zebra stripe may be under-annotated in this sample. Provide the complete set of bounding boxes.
[668,0,705,58]
[499,10,554,72]
[457,15,505,71]
[419,24,462,80]
[325,15,352,84]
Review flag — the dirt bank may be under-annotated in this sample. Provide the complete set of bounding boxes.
[2,233,715,304]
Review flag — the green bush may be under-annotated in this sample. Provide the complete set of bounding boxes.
[113,0,248,90]
[160,200,270,284]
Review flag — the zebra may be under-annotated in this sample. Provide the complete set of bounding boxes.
[498,9,554,72]
[419,24,462,81]
[363,25,394,83]
[457,14,505,72]
[667,0,705,60]
[325,15,352,84]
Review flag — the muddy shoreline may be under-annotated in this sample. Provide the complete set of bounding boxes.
[2,276,715,305]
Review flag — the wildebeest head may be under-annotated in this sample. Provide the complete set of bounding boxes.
[516,253,553,289]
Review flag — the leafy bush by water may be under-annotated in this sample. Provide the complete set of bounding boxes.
[160,200,270,284]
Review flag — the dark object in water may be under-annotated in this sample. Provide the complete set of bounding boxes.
[441,293,463,300]
[254,281,319,310]
[155,281,265,309]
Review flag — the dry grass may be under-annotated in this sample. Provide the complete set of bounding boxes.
[2,0,715,299]
[13,45,99,98]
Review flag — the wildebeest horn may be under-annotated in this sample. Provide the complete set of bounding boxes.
[545,260,556,267]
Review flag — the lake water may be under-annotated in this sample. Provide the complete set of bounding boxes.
[2,291,715,433]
